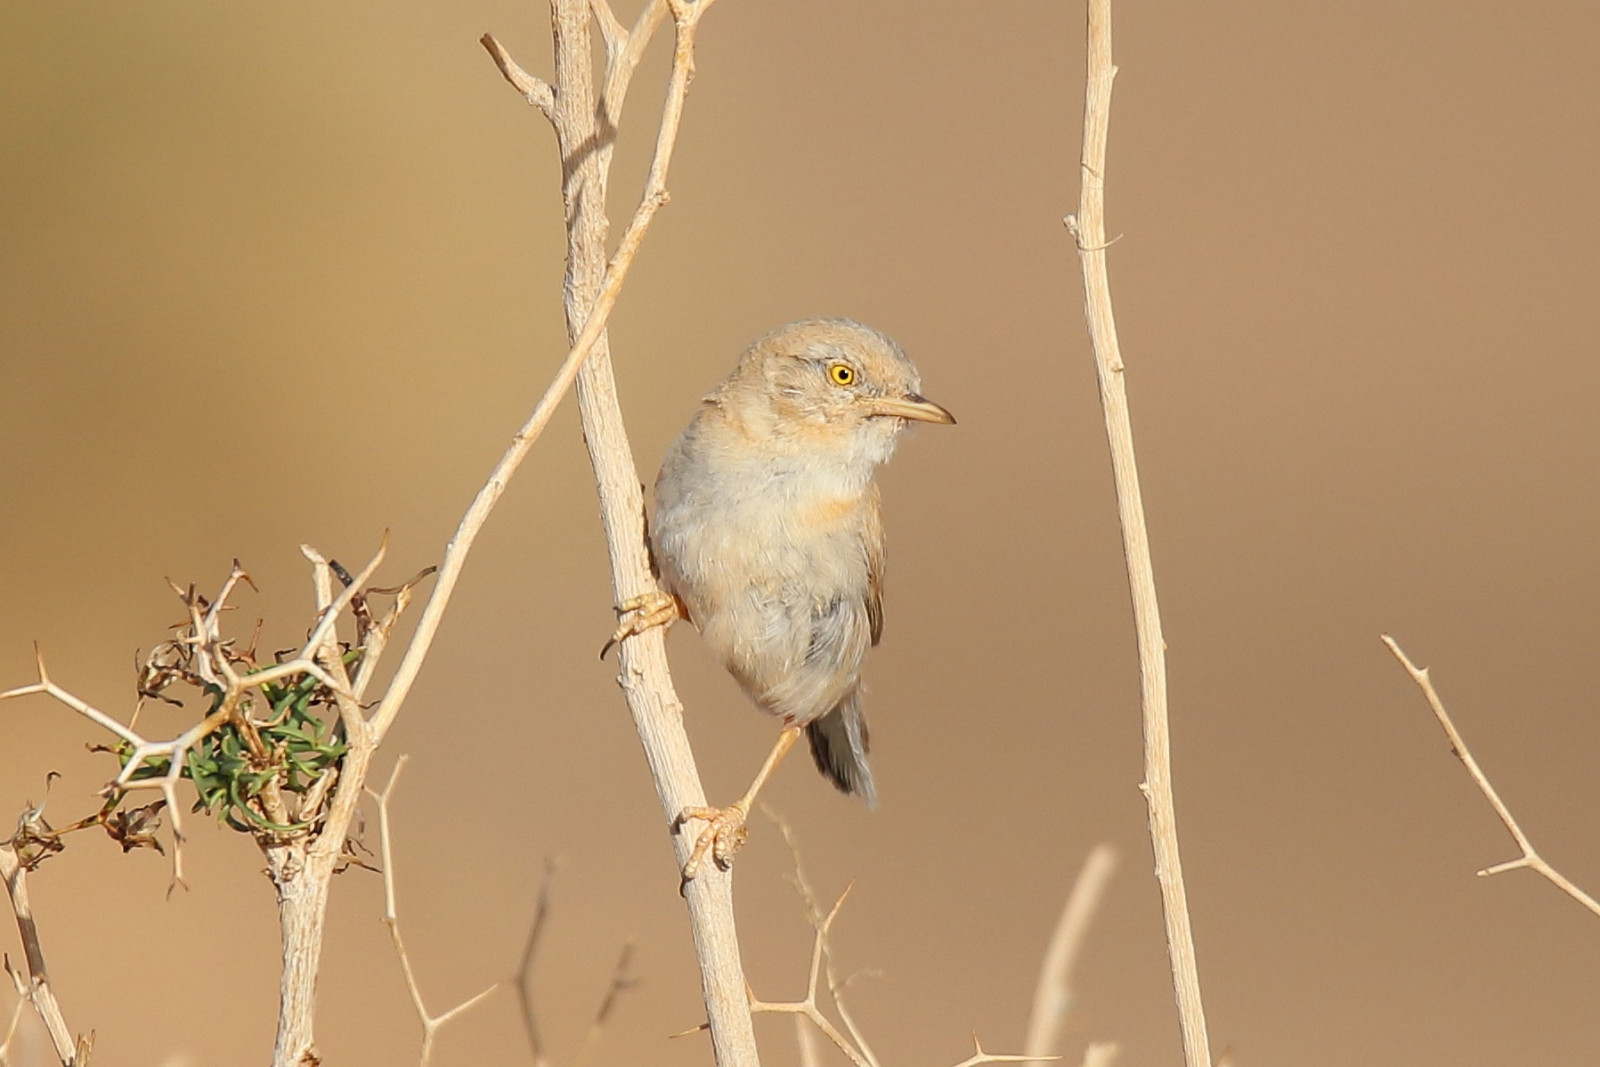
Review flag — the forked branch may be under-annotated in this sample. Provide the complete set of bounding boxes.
[368,757,501,1066]
[509,860,637,1067]
[1382,635,1600,918]
[752,812,1054,1067]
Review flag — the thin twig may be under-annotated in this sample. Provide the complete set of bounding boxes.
[747,888,872,1067]
[374,7,708,750]
[756,813,1051,1067]
[946,1034,1060,1067]
[4,652,218,889]
[0,961,29,1066]
[1066,3,1211,1065]
[367,757,500,1066]
[1382,635,1600,918]
[764,807,879,1065]
[480,34,555,120]
[572,941,637,1067]
[1024,845,1118,1060]
[513,860,559,1067]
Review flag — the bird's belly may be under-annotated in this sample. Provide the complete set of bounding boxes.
[656,488,871,723]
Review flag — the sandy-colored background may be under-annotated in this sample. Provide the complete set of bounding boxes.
[4,2,1600,1064]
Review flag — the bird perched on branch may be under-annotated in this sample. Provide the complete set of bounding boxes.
[609,318,954,880]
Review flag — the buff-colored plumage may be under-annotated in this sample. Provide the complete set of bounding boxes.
[652,318,954,806]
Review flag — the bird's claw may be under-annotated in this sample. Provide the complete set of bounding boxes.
[601,590,681,659]
[675,802,750,881]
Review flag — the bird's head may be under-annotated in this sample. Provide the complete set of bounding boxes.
[719,318,954,462]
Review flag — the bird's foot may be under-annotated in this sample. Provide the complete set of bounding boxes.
[601,589,682,659]
[674,801,751,881]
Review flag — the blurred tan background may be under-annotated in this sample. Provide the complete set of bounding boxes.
[4,2,1600,1064]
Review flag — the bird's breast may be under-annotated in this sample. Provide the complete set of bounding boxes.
[653,442,877,718]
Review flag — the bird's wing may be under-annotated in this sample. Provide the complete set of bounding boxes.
[864,486,885,646]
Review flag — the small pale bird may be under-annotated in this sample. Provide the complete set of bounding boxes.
[611,318,954,879]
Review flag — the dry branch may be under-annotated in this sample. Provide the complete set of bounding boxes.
[484,2,758,1063]
[3,1,733,1063]
[508,860,636,1067]
[368,757,500,1066]
[1382,635,1600,918]
[755,811,1051,1067]
[513,861,559,1067]
[0,963,29,1066]
[1065,2,1212,1064]
[0,844,89,1065]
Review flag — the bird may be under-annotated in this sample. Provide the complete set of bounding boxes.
[609,318,954,880]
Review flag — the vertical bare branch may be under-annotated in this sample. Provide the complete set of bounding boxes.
[1382,636,1600,918]
[485,3,756,1064]
[1065,2,1212,1064]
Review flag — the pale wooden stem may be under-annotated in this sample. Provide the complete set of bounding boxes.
[1024,844,1117,1060]
[269,639,379,1067]
[522,1,757,1064]
[1067,2,1212,1065]
[271,849,331,1067]
[1382,636,1600,918]
[0,845,88,1065]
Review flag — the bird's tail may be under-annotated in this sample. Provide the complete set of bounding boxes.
[805,690,876,806]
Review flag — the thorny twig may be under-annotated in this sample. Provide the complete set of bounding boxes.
[1383,635,1600,918]
[511,860,638,1067]
[750,810,1055,1067]
[0,552,400,889]
[367,757,500,1066]
[763,808,879,1064]
[1,542,435,1064]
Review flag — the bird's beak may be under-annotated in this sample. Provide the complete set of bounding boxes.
[863,393,957,425]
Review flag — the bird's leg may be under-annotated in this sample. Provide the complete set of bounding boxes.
[601,588,683,659]
[676,725,801,881]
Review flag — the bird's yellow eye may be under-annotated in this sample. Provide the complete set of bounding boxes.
[828,363,856,386]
